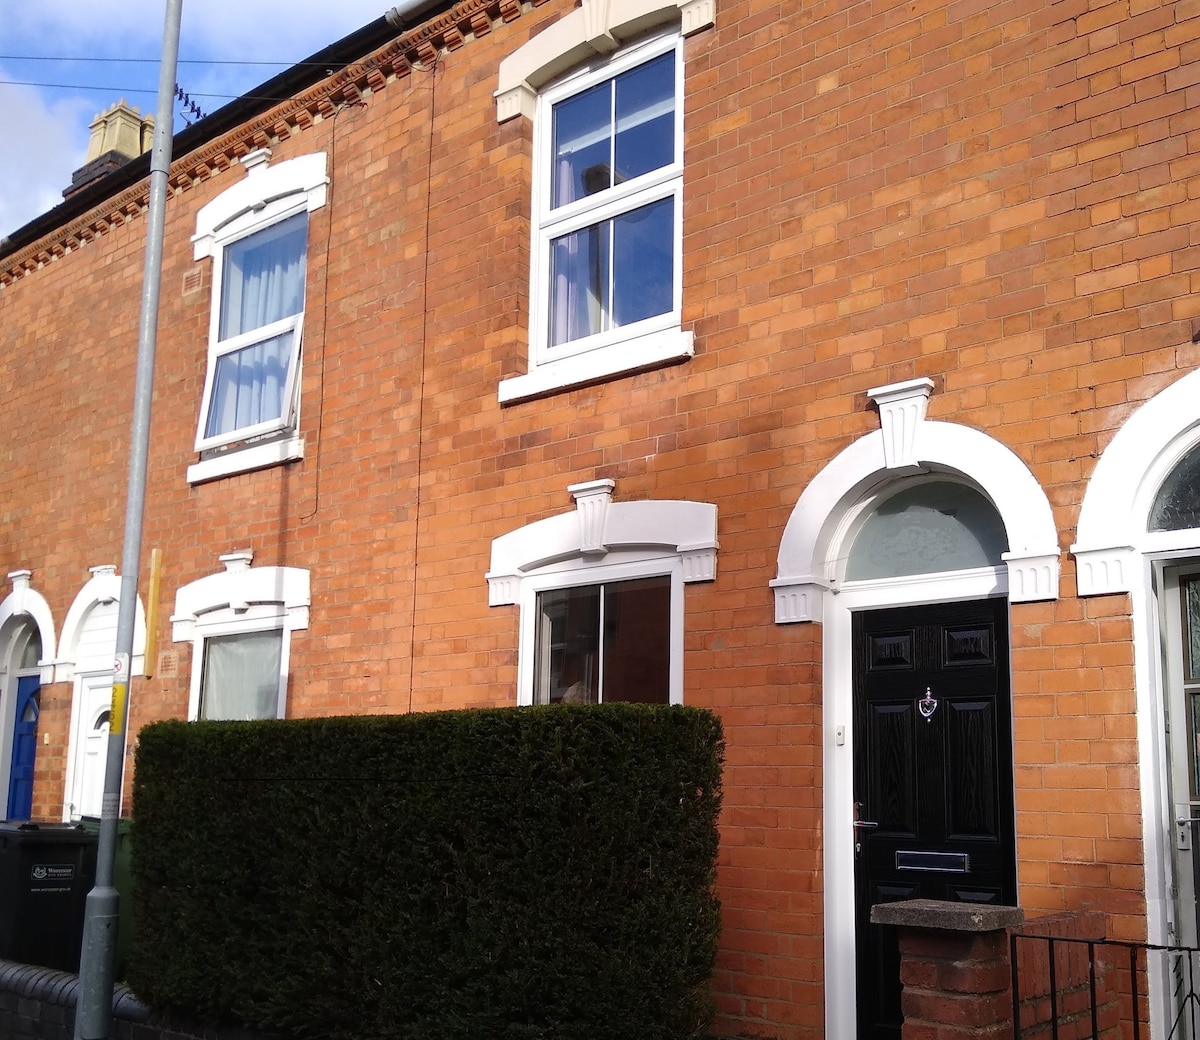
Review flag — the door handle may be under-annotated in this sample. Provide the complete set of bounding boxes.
[853,812,878,857]
[1176,817,1200,851]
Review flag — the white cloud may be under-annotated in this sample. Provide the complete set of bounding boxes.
[0,71,92,238]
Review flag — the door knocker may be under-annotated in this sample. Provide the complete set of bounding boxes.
[918,687,938,722]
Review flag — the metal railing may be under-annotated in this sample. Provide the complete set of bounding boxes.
[1011,932,1200,1040]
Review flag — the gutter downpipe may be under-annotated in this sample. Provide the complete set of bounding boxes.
[72,1,182,1036]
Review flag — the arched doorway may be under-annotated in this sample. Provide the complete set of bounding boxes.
[57,566,145,821]
[5,625,42,820]
[0,571,56,821]
[771,379,1061,1040]
[1072,366,1200,1033]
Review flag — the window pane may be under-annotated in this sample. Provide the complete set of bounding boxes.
[601,576,670,704]
[534,586,601,705]
[220,213,307,339]
[549,197,672,348]
[1150,443,1200,532]
[549,222,610,346]
[1186,577,1200,684]
[533,577,671,705]
[205,330,294,438]
[552,82,612,207]
[614,52,674,182]
[200,630,283,721]
[846,481,1008,580]
[612,197,673,327]
[16,626,40,671]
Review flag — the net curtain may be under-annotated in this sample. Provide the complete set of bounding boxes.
[201,629,283,720]
[208,213,308,438]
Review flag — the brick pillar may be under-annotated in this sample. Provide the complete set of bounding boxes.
[871,899,1025,1040]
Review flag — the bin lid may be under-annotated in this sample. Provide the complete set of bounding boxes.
[0,822,96,846]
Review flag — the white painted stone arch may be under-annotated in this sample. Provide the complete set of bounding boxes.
[55,565,146,679]
[0,571,56,679]
[57,565,147,821]
[771,414,1061,623]
[0,570,57,821]
[1069,365,1200,1034]
[1072,366,1200,595]
[769,378,1061,1040]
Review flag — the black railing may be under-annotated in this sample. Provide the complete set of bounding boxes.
[1011,932,1200,1040]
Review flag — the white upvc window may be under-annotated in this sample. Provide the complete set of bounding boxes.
[487,479,717,705]
[195,614,288,721]
[172,552,310,722]
[500,34,691,403]
[196,211,307,452]
[526,561,682,706]
[189,151,327,483]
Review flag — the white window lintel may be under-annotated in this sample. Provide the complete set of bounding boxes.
[192,152,327,260]
[487,482,717,605]
[172,560,310,642]
[494,0,714,122]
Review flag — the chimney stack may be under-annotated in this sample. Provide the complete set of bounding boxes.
[63,100,155,199]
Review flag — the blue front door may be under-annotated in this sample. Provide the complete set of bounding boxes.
[7,675,40,820]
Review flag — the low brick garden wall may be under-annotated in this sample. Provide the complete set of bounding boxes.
[0,960,282,1040]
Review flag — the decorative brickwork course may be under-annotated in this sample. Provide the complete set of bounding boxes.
[3,0,1199,1034]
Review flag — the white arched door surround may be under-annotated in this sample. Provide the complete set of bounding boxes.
[57,566,146,821]
[1071,365,1200,1032]
[0,571,56,820]
[771,378,1061,1040]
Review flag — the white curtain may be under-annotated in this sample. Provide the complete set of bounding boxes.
[201,630,283,721]
[208,213,307,437]
[206,331,294,438]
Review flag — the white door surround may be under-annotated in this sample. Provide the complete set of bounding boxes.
[57,566,145,822]
[0,572,55,821]
[770,379,1061,1040]
[1071,365,1200,1036]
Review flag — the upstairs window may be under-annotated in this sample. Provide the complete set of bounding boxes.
[189,151,327,482]
[198,212,307,451]
[500,35,691,403]
[546,46,677,348]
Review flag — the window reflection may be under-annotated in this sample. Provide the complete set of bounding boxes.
[1150,442,1200,533]
[533,576,671,705]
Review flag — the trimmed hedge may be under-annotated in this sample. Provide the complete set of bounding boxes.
[129,705,723,1040]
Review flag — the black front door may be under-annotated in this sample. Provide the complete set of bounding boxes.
[853,598,1016,1040]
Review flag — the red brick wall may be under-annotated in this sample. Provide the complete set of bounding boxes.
[3,0,1199,1034]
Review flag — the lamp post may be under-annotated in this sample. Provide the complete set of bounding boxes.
[73,2,183,1036]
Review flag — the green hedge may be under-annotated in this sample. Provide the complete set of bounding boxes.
[129,704,724,1040]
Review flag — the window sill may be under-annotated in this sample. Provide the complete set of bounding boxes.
[187,436,305,485]
[498,328,693,404]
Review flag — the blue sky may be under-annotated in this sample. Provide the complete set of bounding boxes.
[0,1,393,238]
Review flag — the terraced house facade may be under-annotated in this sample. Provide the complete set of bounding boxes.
[2,0,1200,1035]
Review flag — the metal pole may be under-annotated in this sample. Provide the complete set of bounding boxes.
[74,1,182,1036]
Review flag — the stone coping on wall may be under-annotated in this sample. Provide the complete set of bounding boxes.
[0,959,283,1040]
[870,898,1026,933]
